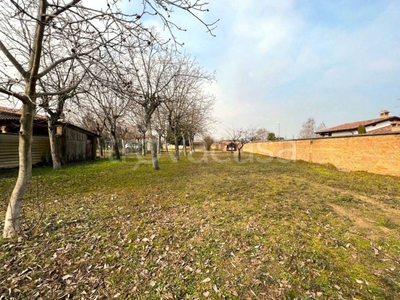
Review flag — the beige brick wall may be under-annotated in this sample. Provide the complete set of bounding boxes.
[243,133,400,177]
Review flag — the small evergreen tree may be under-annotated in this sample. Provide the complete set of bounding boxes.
[267,132,276,140]
[358,124,366,134]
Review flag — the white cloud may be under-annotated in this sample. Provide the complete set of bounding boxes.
[117,0,400,138]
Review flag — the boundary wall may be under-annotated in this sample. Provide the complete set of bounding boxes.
[243,133,400,177]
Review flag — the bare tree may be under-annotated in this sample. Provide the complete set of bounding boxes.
[83,77,130,160]
[202,135,215,151]
[153,105,169,153]
[298,118,317,139]
[120,36,177,170]
[226,127,257,162]
[181,94,215,153]
[316,121,326,133]
[126,103,151,156]
[0,0,218,237]
[255,128,269,141]
[38,53,88,169]
[163,54,214,160]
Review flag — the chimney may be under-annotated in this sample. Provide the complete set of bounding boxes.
[380,110,390,118]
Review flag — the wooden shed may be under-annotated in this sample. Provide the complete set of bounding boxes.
[0,106,98,168]
[56,122,97,164]
[0,134,51,168]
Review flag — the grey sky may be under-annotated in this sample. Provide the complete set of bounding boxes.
[3,0,400,140]
[141,0,400,139]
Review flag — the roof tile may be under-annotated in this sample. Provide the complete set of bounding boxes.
[0,105,47,120]
[316,116,400,133]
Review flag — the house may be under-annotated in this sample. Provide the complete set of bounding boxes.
[316,110,400,137]
[216,140,238,152]
[0,106,98,168]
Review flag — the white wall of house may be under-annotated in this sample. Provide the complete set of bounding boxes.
[331,130,357,137]
[365,120,391,133]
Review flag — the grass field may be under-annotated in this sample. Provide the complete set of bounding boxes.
[0,151,399,299]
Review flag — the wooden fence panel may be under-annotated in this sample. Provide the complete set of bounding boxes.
[0,134,51,169]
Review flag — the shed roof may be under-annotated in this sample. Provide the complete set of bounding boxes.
[0,105,47,120]
[0,106,98,137]
[0,106,21,115]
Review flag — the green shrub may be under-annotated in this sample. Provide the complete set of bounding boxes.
[358,124,366,134]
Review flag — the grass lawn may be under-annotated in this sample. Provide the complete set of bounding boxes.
[0,151,399,299]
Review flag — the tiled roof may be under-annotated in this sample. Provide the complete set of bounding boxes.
[367,125,392,134]
[0,106,22,115]
[0,105,47,120]
[0,106,99,136]
[316,116,400,134]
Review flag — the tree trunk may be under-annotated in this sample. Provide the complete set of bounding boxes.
[3,0,46,237]
[141,133,146,156]
[121,138,126,156]
[48,118,62,170]
[238,145,243,162]
[189,136,195,153]
[99,137,104,157]
[182,134,187,157]
[148,123,159,170]
[3,103,35,237]
[111,130,120,159]
[174,134,180,161]
[152,139,159,170]
[157,134,162,154]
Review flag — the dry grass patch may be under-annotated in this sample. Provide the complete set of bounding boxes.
[0,151,399,299]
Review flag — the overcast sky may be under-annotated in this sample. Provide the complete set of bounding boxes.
[2,1,400,140]
[133,0,400,139]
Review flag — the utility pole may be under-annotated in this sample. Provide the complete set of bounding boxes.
[277,122,280,140]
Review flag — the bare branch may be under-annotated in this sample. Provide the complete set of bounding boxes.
[37,54,77,79]
[45,0,82,23]
[10,0,44,24]
[0,40,28,78]
[36,82,79,97]
[0,87,29,102]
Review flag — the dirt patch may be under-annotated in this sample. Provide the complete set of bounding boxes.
[330,204,368,228]
[329,203,391,237]
[355,194,400,216]
[296,179,400,238]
